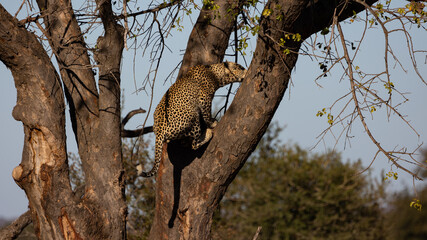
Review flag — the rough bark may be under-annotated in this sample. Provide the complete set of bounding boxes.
[0,211,32,239]
[1,0,127,238]
[35,0,127,237]
[149,0,378,239]
[177,0,245,79]
[90,0,127,238]
[0,5,71,239]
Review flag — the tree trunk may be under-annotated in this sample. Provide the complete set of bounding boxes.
[0,0,127,238]
[149,0,377,239]
[1,5,70,239]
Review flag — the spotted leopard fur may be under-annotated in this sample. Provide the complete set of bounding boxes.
[137,61,247,177]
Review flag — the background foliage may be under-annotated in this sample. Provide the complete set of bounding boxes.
[385,159,427,240]
[212,124,388,240]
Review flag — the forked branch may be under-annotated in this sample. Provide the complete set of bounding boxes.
[336,19,422,180]
[122,108,154,137]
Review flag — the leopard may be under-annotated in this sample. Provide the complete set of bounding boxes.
[138,61,247,177]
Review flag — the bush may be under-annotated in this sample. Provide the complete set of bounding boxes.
[213,124,388,240]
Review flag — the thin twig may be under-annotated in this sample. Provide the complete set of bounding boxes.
[14,0,26,18]
[336,19,421,180]
[223,19,240,115]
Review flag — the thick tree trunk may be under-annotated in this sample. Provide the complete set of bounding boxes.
[0,0,127,238]
[149,2,304,239]
[0,5,70,239]
[149,0,378,239]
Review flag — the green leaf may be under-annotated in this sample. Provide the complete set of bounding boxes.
[321,28,330,35]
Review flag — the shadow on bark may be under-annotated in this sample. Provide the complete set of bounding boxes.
[166,139,208,228]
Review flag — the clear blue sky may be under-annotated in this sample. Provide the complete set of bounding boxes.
[1,0,426,219]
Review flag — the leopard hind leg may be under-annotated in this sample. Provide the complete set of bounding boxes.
[189,117,214,150]
[192,128,214,150]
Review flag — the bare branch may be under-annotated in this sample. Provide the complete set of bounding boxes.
[336,19,421,180]
[0,211,32,240]
[117,0,183,19]
[14,0,26,18]
[121,108,154,137]
[122,126,154,138]
[122,108,146,126]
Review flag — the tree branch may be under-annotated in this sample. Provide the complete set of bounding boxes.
[122,108,146,126]
[336,20,421,180]
[18,0,183,25]
[295,0,378,39]
[121,108,154,137]
[118,0,183,19]
[122,127,154,138]
[36,0,99,149]
[0,211,32,240]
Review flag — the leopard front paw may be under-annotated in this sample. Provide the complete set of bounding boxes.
[210,120,218,128]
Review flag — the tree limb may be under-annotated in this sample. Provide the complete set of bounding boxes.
[122,127,154,138]
[295,0,378,39]
[0,211,32,240]
[121,108,154,137]
[118,0,183,19]
[336,19,421,180]
[122,108,146,126]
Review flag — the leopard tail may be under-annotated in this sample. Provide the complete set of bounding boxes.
[138,136,163,178]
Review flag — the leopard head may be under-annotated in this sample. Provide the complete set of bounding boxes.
[211,61,247,87]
